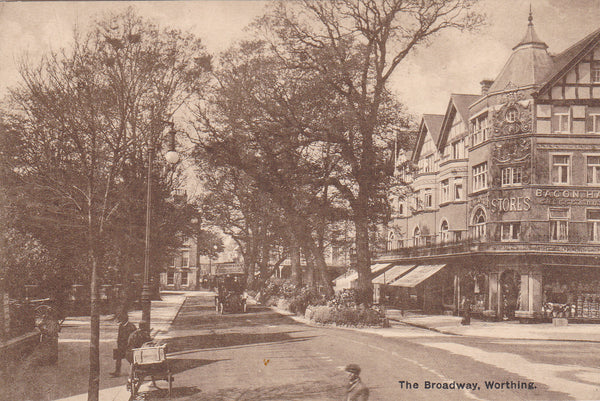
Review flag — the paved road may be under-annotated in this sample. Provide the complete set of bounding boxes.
[154,294,599,400]
[2,292,600,400]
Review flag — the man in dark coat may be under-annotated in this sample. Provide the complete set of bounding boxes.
[110,311,136,377]
[345,363,369,401]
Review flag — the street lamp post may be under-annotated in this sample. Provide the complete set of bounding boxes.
[141,123,179,326]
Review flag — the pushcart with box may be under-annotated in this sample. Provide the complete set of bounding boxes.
[127,342,173,398]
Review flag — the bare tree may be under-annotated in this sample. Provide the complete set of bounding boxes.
[4,9,209,400]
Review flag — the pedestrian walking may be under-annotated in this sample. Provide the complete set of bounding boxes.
[110,310,136,377]
[344,363,369,401]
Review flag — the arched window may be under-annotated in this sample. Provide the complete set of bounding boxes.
[387,231,395,251]
[472,208,486,240]
[440,219,449,243]
[413,226,421,247]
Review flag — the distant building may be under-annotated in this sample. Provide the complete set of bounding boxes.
[379,13,600,321]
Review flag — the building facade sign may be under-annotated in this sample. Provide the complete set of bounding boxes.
[535,188,600,206]
[490,196,531,213]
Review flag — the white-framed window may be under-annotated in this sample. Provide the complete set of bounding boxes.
[452,139,464,159]
[592,62,600,82]
[472,162,488,191]
[387,231,395,251]
[553,107,570,133]
[472,115,488,146]
[397,200,404,216]
[170,256,176,267]
[551,155,570,184]
[587,209,600,242]
[181,270,188,286]
[501,166,523,186]
[440,220,449,243]
[441,179,449,203]
[167,270,174,285]
[501,222,521,242]
[454,178,464,200]
[591,114,600,133]
[424,189,433,208]
[181,250,190,267]
[549,207,569,242]
[587,156,600,184]
[472,208,486,240]
[413,226,421,247]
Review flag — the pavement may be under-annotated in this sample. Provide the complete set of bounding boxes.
[55,290,192,401]
[385,309,600,342]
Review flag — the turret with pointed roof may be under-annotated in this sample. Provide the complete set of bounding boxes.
[487,10,554,94]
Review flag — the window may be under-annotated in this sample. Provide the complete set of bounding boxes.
[501,222,521,242]
[441,179,449,203]
[424,189,433,208]
[454,179,464,200]
[472,208,486,240]
[472,162,488,191]
[440,220,449,243]
[472,115,488,146]
[413,226,421,247]
[587,156,600,184]
[592,62,600,82]
[591,114,600,133]
[551,155,570,184]
[501,166,523,186]
[397,200,404,216]
[553,108,570,133]
[387,232,395,251]
[167,270,174,285]
[181,250,190,267]
[588,209,600,242]
[549,208,569,241]
[181,270,188,286]
[452,139,464,159]
[423,155,434,173]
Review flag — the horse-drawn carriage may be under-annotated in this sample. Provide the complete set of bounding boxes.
[214,275,247,314]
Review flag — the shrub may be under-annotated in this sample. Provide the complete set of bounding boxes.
[308,304,387,327]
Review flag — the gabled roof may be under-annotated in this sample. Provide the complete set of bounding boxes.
[488,12,553,94]
[536,26,600,96]
[437,94,480,148]
[411,114,444,162]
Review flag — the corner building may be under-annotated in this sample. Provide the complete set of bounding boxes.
[381,14,600,321]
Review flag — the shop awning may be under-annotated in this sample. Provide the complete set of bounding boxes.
[372,265,416,285]
[334,263,394,290]
[388,264,446,288]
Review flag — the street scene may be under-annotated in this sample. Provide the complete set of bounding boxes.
[3,1,600,401]
[3,291,600,400]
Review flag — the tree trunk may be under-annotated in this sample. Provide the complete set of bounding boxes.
[88,248,100,400]
[290,233,302,287]
[354,191,372,306]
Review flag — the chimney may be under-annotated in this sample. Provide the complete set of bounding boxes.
[480,80,493,95]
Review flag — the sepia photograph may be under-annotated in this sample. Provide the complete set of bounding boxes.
[2,1,600,400]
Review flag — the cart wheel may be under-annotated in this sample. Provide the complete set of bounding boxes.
[167,372,172,398]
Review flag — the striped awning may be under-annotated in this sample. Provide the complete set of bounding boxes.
[372,264,416,285]
[388,264,446,288]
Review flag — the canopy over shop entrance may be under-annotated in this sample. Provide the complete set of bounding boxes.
[372,265,416,285]
[333,263,394,292]
[389,264,446,288]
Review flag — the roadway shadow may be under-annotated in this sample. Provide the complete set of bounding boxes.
[172,306,301,330]
[167,358,223,375]
[186,380,344,400]
[166,331,311,353]
[141,385,201,399]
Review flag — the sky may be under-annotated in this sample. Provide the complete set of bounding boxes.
[1,0,600,116]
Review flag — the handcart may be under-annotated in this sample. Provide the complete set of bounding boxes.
[128,342,173,399]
